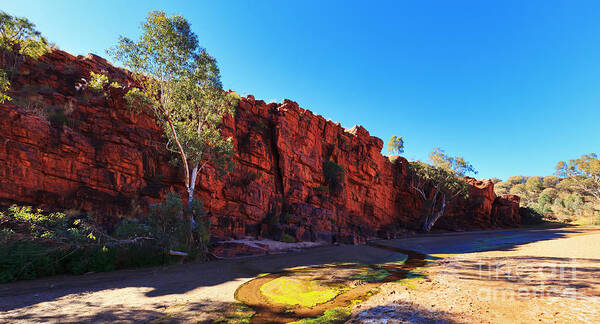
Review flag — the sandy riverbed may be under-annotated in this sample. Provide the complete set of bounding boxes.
[1,227,598,323]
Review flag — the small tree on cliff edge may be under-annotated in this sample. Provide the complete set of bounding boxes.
[387,135,404,155]
[0,11,49,103]
[109,11,238,238]
[409,148,477,231]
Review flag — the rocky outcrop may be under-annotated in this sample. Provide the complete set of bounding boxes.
[0,50,521,243]
[493,194,522,226]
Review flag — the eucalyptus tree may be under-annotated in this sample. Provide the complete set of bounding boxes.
[0,11,49,102]
[110,11,238,221]
[0,11,48,59]
[409,148,476,231]
[556,153,600,203]
[387,135,404,155]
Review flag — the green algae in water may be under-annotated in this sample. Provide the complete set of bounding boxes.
[348,269,391,282]
[289,307,351,324]
[260,277,347,307]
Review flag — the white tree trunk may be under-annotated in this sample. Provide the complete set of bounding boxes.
[423,193,446,231]
[187,163,199,229]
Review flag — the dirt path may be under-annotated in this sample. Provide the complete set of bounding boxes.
[1,226,599,323]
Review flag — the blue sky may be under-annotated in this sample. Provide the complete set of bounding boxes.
[3,0,599,180]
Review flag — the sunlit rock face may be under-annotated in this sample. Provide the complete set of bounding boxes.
[0,50,520,243]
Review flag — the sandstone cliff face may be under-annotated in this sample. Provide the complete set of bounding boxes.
[0,50,520,243]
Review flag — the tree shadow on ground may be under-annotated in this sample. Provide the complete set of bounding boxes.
[348,301,463,324]
[438,255,600,298]
[1,298,250,323]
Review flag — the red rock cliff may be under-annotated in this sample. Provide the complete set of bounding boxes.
[0,50,520,243]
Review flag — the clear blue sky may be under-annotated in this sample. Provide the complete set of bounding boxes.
[3,0,599,180]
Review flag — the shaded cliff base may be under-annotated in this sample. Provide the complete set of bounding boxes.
[1,49,521,246]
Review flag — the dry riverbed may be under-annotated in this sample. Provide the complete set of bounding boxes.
[350,227,600,323]
[1,227,599,323]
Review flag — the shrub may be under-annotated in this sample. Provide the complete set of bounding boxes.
[145,192,210,253]
[323,160,345,194]
[0,239,173,283]
[0,194,211,283]
[521,207,546,225]
[88,72,109,93]
[0,11,49,59]
[1,205,99,243]
[280,233,296,243]
[0,70,10,103]
[189,198,210,253]
[113,219,150,239]
[0,11,49,100]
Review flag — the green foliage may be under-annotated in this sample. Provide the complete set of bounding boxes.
[0,239,172,283]
[88,72,109,93]
[494,153,600,223]
[0,69,10,103]
[494,181,511,195]
[525,176,544,194]
[556,153,600,203]
[506,175,526,185]
[280,233,296,243]
[323,160,345,194]
[428,147,476,177]
[0,12,49,103]
[0,204,179,283]
[113,219,149,239]
[541,187,559,199]
[0,195,210,283]
[110,11,238,202]
[543,175,561,188]
[0,11,48,58]
[1,205,99,243]
[409,148,476,231]
[387,135,404,155]
[520,207,546,225]
[147,192,186,249]
[144,192,209,251]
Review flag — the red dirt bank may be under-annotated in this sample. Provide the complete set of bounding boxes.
[0,50,520,243]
